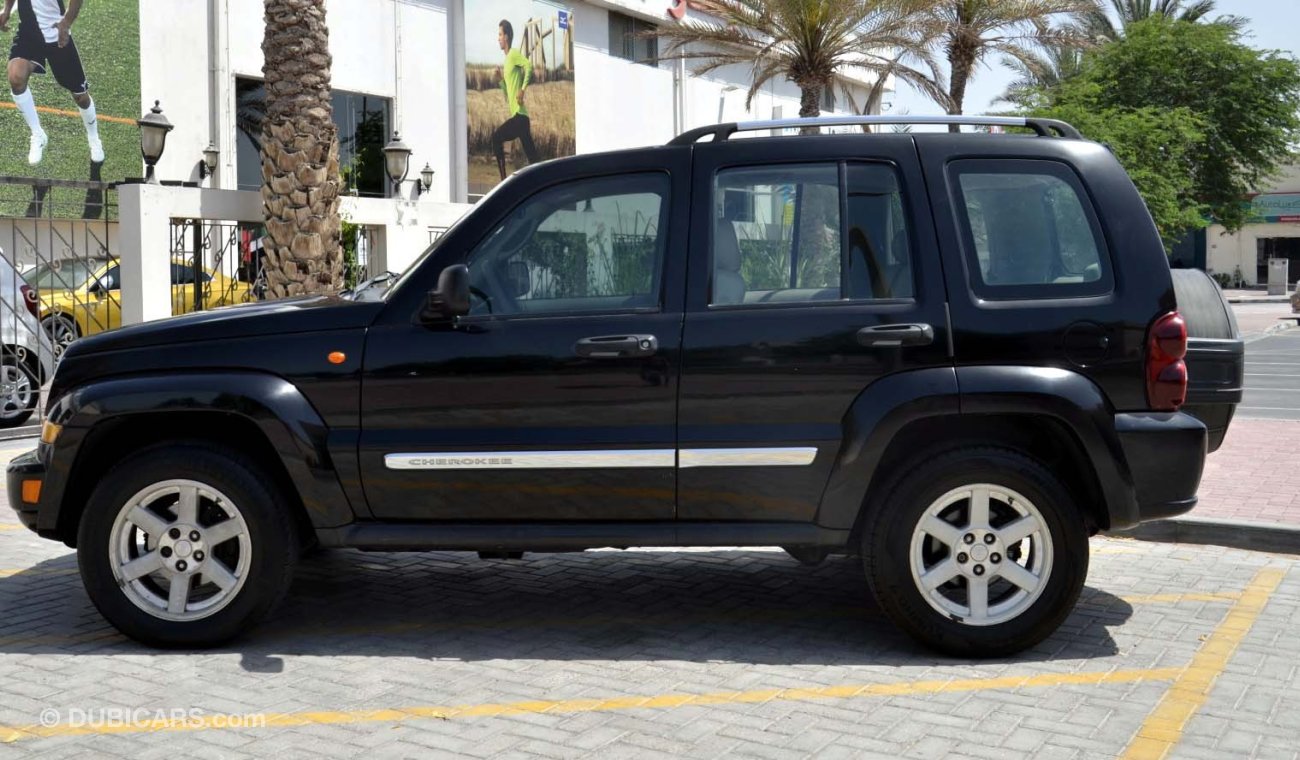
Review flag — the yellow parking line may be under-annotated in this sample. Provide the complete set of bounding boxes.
[0,568,75,578]
[0,666,1184,743]
[1120,566,1286,760]
[0,524,24,531]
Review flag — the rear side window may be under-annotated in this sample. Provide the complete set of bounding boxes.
[950,160,1111,300]
[710,162,913,306]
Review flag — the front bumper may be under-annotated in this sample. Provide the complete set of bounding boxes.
[1114,411,1207,524]
[6,449,45,534]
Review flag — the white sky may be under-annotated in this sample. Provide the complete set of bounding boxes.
[886,0,1300,117]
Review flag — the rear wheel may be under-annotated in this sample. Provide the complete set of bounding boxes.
[0,348,38,428]
[77,443,298,647]
[863,447,1088,657]
[41,313,79,356]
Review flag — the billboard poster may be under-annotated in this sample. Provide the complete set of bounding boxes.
[0,0,140,217]
[465,0,575,198]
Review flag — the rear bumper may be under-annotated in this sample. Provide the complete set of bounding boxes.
[1114,412,1206,524]
[6,449,45,534]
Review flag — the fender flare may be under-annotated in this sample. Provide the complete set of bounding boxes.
[39,371,354,536]
[816,365,1139,532]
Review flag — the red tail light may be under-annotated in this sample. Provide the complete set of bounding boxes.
[1146,311,1187,411]
[19,284,37,319]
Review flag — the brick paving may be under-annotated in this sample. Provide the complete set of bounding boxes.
[1195,418,1300,525]
[2,483,1300,757]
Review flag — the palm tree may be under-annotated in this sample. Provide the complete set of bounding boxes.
[260,0,344,299]
[928,1,1093,129]
[996,41,1085,107]
[656,0,942,124]
[1081,0,1245,41]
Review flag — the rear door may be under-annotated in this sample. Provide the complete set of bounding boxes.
[677,135,952,523]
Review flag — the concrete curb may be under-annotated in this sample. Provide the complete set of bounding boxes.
[1225,295,1289,304]
[0,426,39,443]
[1108,515,1300,556]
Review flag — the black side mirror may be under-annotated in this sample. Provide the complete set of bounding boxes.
[504,260,531,298]
[423,264,470,321]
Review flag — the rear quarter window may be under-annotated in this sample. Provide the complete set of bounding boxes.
[949,159,1113,300]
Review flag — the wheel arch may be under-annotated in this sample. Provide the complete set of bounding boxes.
[39,372,354,547]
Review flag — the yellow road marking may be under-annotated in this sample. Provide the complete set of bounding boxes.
[1120,566,1286,760]
[0,666,1184,743]
[0,567,75,578]
[0,524,25,531]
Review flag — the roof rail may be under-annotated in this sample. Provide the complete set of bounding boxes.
[667,115,1083,145]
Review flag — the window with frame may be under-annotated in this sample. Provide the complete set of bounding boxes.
[466,173,669,317]
[608,11,658,66]
[951,160,1111,299]
[710,162,913,305]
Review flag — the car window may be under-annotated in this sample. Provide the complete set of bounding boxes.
[25,260,99,290]
[951,160,1111,299]
[710,162,913,306]
[466,173,669,317]
[99,266,120,291]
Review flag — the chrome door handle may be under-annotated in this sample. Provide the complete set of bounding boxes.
[574,334,658,359]
[856,323,935,348]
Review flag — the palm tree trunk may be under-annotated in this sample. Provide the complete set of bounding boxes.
[260,0,343,299]
[946,52,972,133]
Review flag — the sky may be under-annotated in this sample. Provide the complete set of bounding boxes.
[886,0,1300,117]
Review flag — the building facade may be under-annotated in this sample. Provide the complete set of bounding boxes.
[1205,164,1300,287]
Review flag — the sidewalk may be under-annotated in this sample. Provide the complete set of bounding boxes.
[1221,287,1291,304]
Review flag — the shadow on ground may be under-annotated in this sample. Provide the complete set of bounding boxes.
[0,548,1132,670]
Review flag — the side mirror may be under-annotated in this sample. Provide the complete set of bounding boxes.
[423,264,470,321]
[504,260,531,298]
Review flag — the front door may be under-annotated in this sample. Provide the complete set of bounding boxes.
[677,135,952,522]
[360,151,690,521]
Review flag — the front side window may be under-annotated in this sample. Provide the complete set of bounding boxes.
[466,173,669,317]
[711,162,913,305]
[951,160,1111,299]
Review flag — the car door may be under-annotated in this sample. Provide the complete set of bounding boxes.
[81,264,122,334]
[677,135,952,523]
[360,149,690,521]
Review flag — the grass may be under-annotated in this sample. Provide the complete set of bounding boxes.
[466,79,574,195]
[0,0,139,218]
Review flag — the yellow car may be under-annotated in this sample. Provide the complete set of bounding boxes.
[25,258,252,352]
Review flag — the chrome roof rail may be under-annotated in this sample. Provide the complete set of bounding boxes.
[667,115,1083,145]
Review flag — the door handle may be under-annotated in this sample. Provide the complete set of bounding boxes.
[856,323,934,348]
[574,334,658,359]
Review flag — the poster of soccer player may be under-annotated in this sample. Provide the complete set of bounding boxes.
[0,0,139,212]
[465,0,575,198]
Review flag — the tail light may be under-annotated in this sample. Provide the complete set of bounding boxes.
[19,284,37,319]
[1146,311,1187,411]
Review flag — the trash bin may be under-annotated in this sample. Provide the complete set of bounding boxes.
[1268,258,1289,296]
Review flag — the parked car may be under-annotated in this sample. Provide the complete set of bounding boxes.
[8,115,1244,655]
[340,270,398,302]
[24,257,251,353]
[0,251,56,428]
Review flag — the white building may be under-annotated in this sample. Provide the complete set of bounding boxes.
[1205,164,1300,287]
[145,0,884,217]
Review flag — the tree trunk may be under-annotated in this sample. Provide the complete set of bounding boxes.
[260,0,343,299]
[947,46,973,134]
[798,84,821,134]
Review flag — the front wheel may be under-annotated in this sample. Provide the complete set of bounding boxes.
[41,313,79,355]
[0,350,38,428]
[862,447,1089,657]
[77,443,298,647]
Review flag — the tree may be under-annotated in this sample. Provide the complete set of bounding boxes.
[656,0,942,122]
[1080,0,1243,41]
[927,0,1092,129]
[260,0,344,299]
[1054,17,1300,231]
[996,42,1084,107]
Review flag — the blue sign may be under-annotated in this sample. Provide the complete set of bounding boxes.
[1246,193,1300,223]
[558,10,570,29]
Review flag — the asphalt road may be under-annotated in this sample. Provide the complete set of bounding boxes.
[1240,330,1300,420]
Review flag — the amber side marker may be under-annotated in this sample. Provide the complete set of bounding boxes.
[21,480,40,504]
[327,351,347,365]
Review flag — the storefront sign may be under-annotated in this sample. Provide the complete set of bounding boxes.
[1246,193,1300,224]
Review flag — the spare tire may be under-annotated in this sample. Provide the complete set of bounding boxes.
[1170,269,1243,452]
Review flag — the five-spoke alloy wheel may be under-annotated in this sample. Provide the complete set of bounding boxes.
[864,447,1088,657]
[78,443,297,647]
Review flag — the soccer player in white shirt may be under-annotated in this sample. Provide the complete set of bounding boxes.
[1,0,103,166]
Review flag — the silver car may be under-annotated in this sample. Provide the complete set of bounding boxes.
[0,249,56,428]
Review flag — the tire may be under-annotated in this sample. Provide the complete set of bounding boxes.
[0,348,39,429]
[41,313,80,356]
[862,447,1089,657]
[77,443,298,648]
[1170,269,1241,452]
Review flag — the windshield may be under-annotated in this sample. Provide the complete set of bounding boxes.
[25,260,102,290]
[383,184,503,300]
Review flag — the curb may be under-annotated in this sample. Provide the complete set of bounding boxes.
[0,426,39,443]
[1108,515,1300,556]
[1225,295,1290,304]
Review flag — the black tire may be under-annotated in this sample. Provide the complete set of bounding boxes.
[41,313,80,356]
[77,443,298,648]
[862,447,1089,657]
[0,347,39,429]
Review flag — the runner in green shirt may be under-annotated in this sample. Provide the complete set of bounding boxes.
[491,19,539,180]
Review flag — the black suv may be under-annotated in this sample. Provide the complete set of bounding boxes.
[7,116,1244,656]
